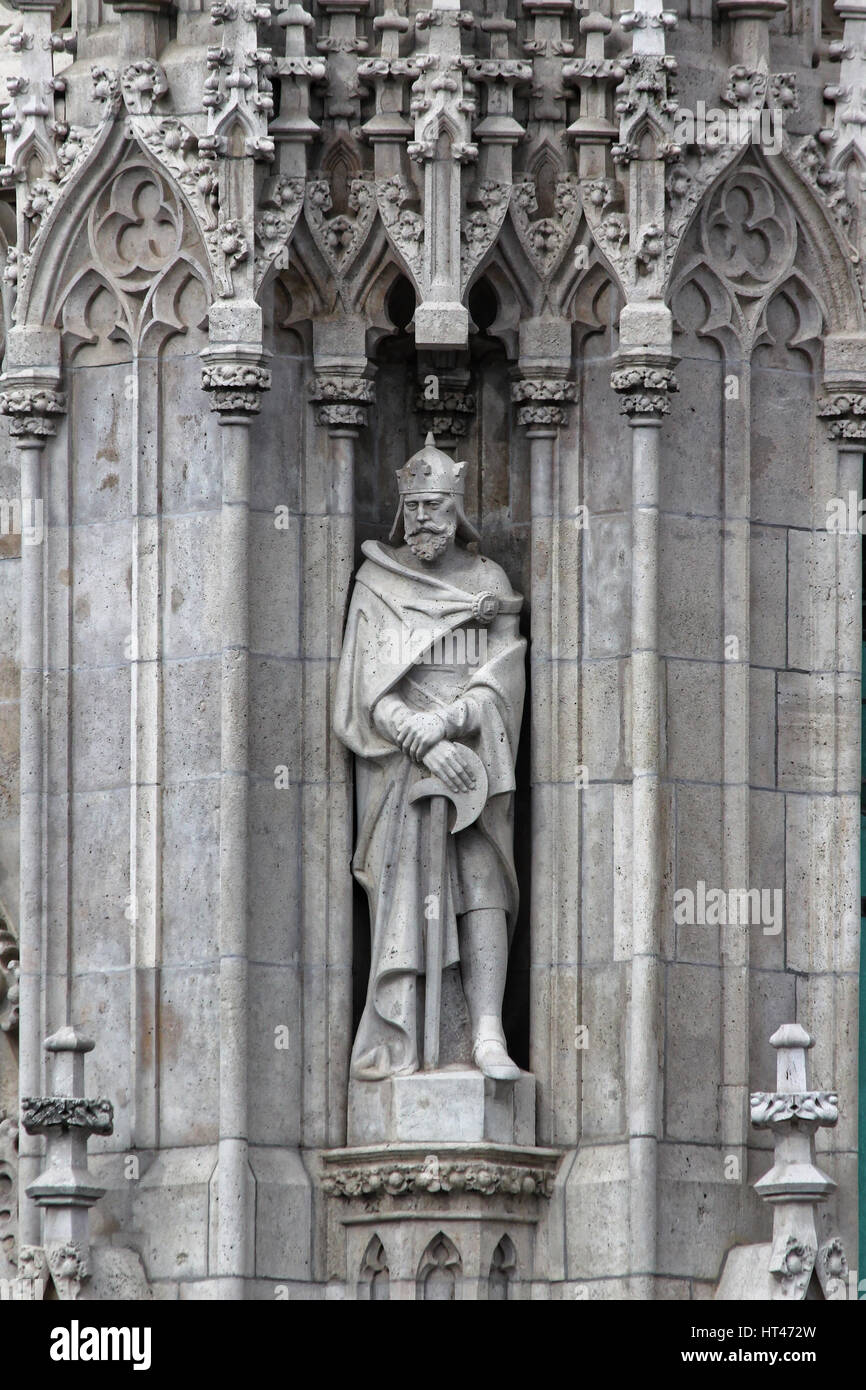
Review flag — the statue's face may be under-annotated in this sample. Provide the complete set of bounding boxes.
[402,491,457,562]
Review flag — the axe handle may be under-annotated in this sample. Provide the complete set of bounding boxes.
[423,794,449,1071]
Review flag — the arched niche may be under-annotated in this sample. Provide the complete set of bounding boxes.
[358,1235,390,1301]
[660,147,854,1180]
[349,265,532,1072]
[15,122,223,1151]
[416,1232,461,1301]
[488,1234,517,1300]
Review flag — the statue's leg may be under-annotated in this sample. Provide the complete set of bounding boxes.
[459,907,520,1081]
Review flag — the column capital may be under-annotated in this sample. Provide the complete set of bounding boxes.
[610,362,677,423]
[1,328,64,443]
[816,391,866,440]
[511,376,575,429]
[309,373,376,431]
[0,382,66,442]
[820,333,866,438]
[201,348,272,419]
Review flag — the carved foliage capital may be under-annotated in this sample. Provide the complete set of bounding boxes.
[0,386,66,439]
[201,361,271,414]
[611,364,677,420]
[21,1095,115,1136]
[750,1090,839,1127]
[309,374,375,428]
[45,1242,89,1301]
[817,391,866,439]
[512,376,575,428]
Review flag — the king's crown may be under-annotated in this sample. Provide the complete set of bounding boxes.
[396,433,467,496]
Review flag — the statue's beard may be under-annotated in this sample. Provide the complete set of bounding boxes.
[405,520,456,562]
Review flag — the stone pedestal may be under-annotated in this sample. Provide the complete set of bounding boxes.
[348,1069,536,1147]
[322,1141,561,1300]
[329,1069,556,1298]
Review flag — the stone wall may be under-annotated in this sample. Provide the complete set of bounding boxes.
[0,0,860,1299]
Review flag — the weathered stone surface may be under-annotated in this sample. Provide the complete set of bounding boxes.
[0,0,858,1304]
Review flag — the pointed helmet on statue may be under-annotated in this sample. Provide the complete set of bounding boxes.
[389,433,481,543]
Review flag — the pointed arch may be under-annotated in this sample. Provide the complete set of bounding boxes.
[829,136,866,223]
[486,225,547,321]
[631,114,668,164]
[211,106,259,157]
[356,255,415,353]
[17,118,215,330]
[420,110,463,150]
[488,1235,517,1300]
[752,271,825,366]
[358,1235,390,1301]
[563,251,622,331]
[478,254,531,335]
[13,132,57,199]
[319,130,364,186]
[669,259,741,355]
[666,143,864,335]
[416,1233,461,1301]
[526,137,567,190]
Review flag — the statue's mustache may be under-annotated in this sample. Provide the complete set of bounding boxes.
[405,521,450,535]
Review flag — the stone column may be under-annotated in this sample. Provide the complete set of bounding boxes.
[201,309,271,1297]
[0,327,65,1250]
[814,343,866,1233]
[512,317,576,1151]
[406,0,477,349]
[102,0,173,57]
[305,326,374,1150]
[717,0,787,76]
[563,12,621,179]
[22,1026,113,1300]
[610,302,677,1299]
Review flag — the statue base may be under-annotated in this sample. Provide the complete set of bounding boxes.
[321,1140,561,1299]
[347,1068,536,1147]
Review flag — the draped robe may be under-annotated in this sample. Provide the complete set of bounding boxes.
[334,540,526,1080]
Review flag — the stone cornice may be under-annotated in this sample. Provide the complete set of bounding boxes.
[321,1142,562,1201]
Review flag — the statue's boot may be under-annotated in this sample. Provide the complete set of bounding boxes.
[473,1029,520,1082]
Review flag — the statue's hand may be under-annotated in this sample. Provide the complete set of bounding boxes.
[399,710,447,760]
[422,740,477,795]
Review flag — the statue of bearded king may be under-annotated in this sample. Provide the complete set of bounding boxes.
[334,436,526,1083]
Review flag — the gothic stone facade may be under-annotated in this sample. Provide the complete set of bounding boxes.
[0,0,860,1300]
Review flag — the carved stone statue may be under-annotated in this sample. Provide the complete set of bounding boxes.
[335,436,526,1083]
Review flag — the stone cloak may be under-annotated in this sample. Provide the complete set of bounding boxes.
[334,540,526,1080]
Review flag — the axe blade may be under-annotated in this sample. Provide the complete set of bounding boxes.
[408,745,488,833]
